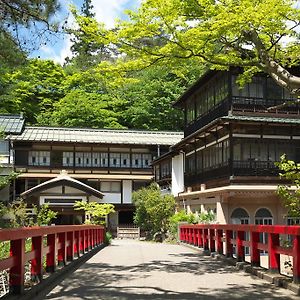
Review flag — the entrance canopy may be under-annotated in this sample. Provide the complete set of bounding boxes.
[20,170,104,199]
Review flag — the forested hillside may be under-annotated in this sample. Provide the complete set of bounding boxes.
[0,0,204,131]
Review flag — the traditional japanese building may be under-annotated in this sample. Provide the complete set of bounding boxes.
[153,69,300,225]
[0,114,25,202]
[8,126,183,227]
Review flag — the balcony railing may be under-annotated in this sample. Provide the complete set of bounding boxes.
[184,99,229,136]
[232,160,279,176]
[232,96,300,114]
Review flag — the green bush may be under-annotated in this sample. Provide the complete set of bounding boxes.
[104,231,112,245]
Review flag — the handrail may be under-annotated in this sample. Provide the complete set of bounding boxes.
[0,225,105,295]
[180,224,300,284]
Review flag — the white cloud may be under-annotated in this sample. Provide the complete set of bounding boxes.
[92,0,138,28]
[55,0,140,64]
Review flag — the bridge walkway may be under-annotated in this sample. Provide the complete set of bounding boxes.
[45,239,298,300]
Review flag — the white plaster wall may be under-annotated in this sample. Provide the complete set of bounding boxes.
[103,193,121,204]
[122,180,132,204]
[172,153,184,197]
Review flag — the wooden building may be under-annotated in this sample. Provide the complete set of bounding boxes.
[8,126,183,227]
[153,69,300,225]
[0,114,25,202]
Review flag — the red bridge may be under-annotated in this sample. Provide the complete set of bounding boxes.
[0,224,299,298]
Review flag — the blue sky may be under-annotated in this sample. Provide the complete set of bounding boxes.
[31,0,140,64]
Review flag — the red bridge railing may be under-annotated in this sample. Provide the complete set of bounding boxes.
[180,224,300,284]
[0,225,105,295]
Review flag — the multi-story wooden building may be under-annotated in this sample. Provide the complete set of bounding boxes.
[153,69,300,225]
[8,126,183,227]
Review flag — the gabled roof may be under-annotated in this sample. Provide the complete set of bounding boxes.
[20,171,104,199]
[0,114,25,134]
[10,126,183,146]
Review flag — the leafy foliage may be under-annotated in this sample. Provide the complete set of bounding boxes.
[0,59,65,123]
[132,183,176,236]
[35,204,58,226]
[276,155,300,217]
[79,0,300,94]
[74,201,115,225]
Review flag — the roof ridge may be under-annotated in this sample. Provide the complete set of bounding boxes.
[23,126,183,135]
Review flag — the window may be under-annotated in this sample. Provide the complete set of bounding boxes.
[63,152,74,167]
[142,154,152,168]
[28,151,50,166]
[110,153,120,167]
[100,181,121,192]
[132,153,142,168]
[121,153,130,168]
[75,152,92,167]
[0,141,9,154]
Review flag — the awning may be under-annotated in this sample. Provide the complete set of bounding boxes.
[21,171,104,199]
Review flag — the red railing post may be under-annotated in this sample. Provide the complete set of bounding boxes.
[9,238,25,294]
[216,229,223,255]
[292,234,300,283]
[250,231,260,267]
[225,230,233,257]
[236,230,245,262]
[193,228,197,245]
[31,236,43,282]
[58,232,66,266]
[46,233,57,273]
[268,233,280,273]
[67,231,74,261]
[209,229,215,252]
[85,229,89,251]
[198,228,203,248]
[74,231,80,258]
[80,229,85,253]
[203,229,209,250]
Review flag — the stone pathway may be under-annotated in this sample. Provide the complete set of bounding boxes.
[45,239,299,299]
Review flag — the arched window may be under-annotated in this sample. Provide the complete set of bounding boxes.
[231,208,249,224]
[255,208,273,219]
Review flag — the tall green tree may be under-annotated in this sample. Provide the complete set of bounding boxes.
[0,59,65,123]
[65,1,111,70]
[80,0,300,98]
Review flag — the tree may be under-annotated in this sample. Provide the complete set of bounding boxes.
[276,155,300,218]
[81,0,300,98]
[65,1,111,69]
[74,201,115,225]
[116,63,203,130]
[0,0,61,59]
[0,59,65,123]
[37,89,124,128]
[132,183,176,237]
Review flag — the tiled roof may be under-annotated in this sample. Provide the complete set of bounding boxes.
[0,114,25,134]
[10,126,184,146]
[222,115,300,124]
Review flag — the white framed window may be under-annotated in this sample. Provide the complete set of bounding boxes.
[142,154,152,168]
[121,153,130,168]
[75,152,84,167]
[100,181,121,192]
[132,153,142,168]
[101,153,108,167]
[63,152,74,167]
[28,151,50,166]
[110,153,120,167]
